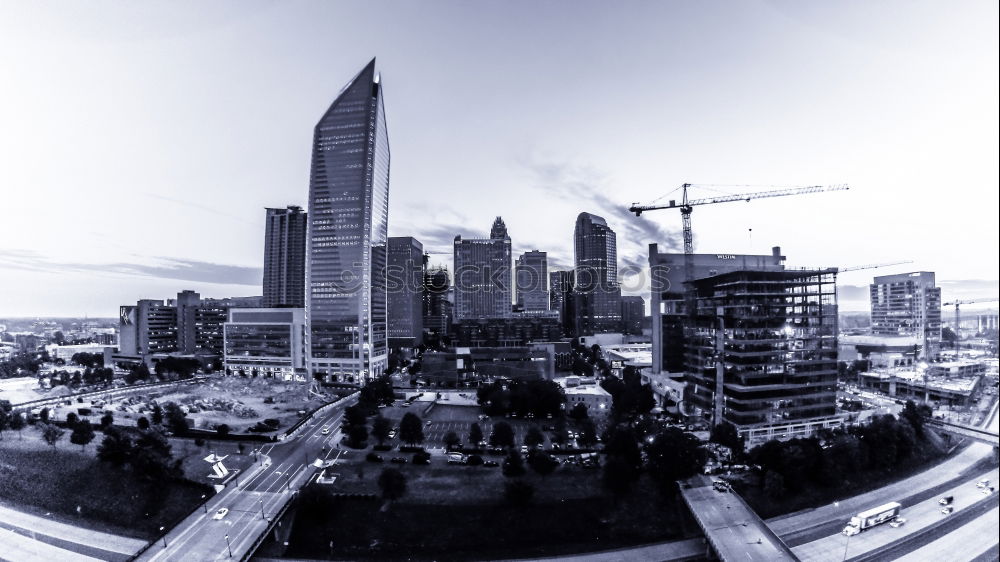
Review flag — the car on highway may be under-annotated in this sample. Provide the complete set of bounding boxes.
[977,478,991,489]
[321,427,330,435]
[938,495,954,505]
[212,508,229,520]
[940,506,954,515]
[889,517,907,528]
[982,486,995,495]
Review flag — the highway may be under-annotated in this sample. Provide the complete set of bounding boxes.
[895,505,999,562]
[136,394,356,562]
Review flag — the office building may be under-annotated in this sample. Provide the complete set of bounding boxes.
[387,237,424,347]
[647,245,787,374]
[263,206,307,308]
[516,251,548,312]
[306,58,390,384]
[549,270,574,336]
[423,266,453,338]
[453,217,512,320]
[224,308,307,380]
[620,295,645,335]
[573,213,621,335]
[683,268,840,445]
[453,313,562,347]
[870,272,942,359]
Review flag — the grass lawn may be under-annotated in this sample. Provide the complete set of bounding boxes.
[0,425,213,539]
[284,472,693,560]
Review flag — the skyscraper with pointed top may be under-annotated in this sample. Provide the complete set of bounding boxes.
[306,58,389,384]
[453,217,512,320]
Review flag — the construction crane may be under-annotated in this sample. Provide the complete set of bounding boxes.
[629,183,850,312]
[838,260,913,273]
[942,298,1000,331]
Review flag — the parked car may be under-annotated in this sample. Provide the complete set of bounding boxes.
[388,429,397,438]
[447,453,466,465]
[484,460,499,467]
[366,453,384,463]
[212,508,229,520]
[390,457,407,464]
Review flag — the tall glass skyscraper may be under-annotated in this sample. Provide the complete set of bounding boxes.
[573,212,621,335]
[263,205,307,308]
[306,59,389,384]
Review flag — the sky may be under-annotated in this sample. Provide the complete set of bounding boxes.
[0,0,997,317]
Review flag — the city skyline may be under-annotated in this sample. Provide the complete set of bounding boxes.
[1,0,998,317]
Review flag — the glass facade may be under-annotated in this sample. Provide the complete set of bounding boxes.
[573,213,621,335]
[307,59,390,383]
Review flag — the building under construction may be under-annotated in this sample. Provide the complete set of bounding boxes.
[680,267,841,445]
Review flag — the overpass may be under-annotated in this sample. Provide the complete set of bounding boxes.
[926,418,1000,446]
[679,475,798,561]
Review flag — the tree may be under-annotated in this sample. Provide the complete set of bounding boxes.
[216,424,231,437]
[137,416,151,431]
[569,402,589,421]
[100,411,114,430]
[162,402,188,436]
[132,429,179,481]
[578,418,598,447]
[645,427,706,493]
[524,426,545,448]
[399,413,424,446]
[0,408,8,440]
[343,405,368,431]
[10,412,26,439]
[42,423,65,448]
[552,417,568,444]
[504,480,535,506]
[347,424,369,448]
[900,400,931,437]
[377,467,407,505]
[468,422,484,446]
[40,407,50,424]
[527,450,558,478]
[489,421,515,448]
[151,404,164,426]
[444,431,461,450]
[97,427,134,466]
[502,449,526,477]
[70,420,96,451]
[710,421,744,456]
[764,470,786,499]
[371,415,392,446]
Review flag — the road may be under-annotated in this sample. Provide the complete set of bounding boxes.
[895,505,999,562]
[136,395,356,562]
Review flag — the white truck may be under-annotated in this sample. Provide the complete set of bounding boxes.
[842,502,902,536]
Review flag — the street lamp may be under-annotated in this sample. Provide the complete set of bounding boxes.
[159,526,167,548]
[225,534,233,558]
[260,498,265,520]
[201,494,208,513]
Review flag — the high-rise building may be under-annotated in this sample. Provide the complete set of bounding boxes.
[387,237,424,347]
[516,251,548,312]
[423,266,453,337]
[870,272,942,358]
[620,296,645,335]
[263,206,307,308]
[683,268,840,446]
[648,245,787,374]
[306,59,390,384]
[453,217,512,320]
[549,270,574,337]
[573,213,621,335]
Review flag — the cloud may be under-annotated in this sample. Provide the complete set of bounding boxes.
[516,152,682,257]
[0,249,261,286]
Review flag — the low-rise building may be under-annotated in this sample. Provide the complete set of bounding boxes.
[554,376,612,414]
[223,308,307,381]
